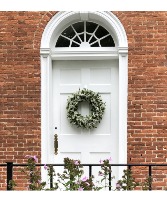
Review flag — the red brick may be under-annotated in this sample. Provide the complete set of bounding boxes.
[0,11,167,190]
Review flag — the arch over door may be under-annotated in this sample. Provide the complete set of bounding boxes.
[40,11,128,180]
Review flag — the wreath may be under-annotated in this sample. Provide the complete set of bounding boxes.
[66,88,106,129]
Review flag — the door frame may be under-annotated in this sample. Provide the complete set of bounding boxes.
[40,11,128,179]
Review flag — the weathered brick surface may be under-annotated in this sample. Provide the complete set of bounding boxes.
[113,11,167,165]
[113,11,167,190]
[0,11,167,190]
[0,11,57,190]
[0,12,56,163]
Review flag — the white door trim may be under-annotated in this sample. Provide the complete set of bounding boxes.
[50,48,118,60]
[40,11,128,180]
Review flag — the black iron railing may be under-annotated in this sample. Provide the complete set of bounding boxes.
[1,163,167,190]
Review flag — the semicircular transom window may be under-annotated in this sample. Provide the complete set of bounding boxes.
[55,21,115,48]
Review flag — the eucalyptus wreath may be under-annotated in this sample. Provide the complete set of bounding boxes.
[66,88,106,129]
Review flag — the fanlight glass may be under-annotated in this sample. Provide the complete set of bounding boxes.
[56,21,115,48]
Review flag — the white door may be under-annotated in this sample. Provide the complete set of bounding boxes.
[52,60,119,166]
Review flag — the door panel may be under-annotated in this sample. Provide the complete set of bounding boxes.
[52,60,119,164]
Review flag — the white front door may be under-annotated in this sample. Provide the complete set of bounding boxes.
[52,60,119,165]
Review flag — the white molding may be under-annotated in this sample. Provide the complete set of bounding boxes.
[40,11,128,180]
[41,54,50,164]
[118,53,128,178]
[79,11,89,21]
[40,48,50,57]
[40,11,128,50]
[118,47,128,56]
[51,49,118,60]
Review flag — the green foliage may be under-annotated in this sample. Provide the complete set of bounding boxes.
[98,159,114,190]
[9,156,155,191]
[66,88,106,129]
[45,165,58,190]
[57,158,103,191]
[141,176,152,191]
[20,157,46,190]
[8,180,17,190]
[116,169,140,191]
[57,158,84,190]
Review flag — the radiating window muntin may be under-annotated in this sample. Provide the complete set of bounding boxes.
[56,21,115,48]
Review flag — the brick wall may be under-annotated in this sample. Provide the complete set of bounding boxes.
[0,11,167,190]
[113,11,167,164]
[0,11,57,190]
[113,11,167,190]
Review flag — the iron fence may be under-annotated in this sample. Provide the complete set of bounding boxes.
[1,163,167,190]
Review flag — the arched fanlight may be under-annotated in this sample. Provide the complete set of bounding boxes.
[56,21,115,48]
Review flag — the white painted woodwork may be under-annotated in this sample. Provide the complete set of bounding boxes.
[40,11,128,184]
[52,60,119,165]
